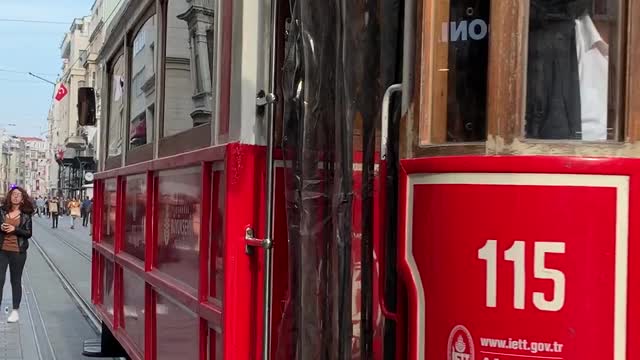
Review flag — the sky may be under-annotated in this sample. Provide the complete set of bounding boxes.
[0,0,93,138]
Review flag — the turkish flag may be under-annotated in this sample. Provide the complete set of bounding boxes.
[55,83,68,101]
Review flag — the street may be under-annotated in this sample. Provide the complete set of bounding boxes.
[0,215,100,360]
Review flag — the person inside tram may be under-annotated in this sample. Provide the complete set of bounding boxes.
[49,197,60,229]
[0,187,33,323]
[526,0,609,140]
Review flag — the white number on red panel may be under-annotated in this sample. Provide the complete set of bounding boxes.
[477,240,566,311]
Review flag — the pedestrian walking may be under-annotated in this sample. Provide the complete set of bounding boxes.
[44,198,49,218]
[0,186,34,323]
[81,196,92,227]
[35,197,44,217]
[68,198,81,229]
[49,197,59,228]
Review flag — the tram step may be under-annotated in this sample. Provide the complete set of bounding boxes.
[82,322,129,358]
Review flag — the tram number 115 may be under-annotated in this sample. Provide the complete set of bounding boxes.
[477,240,566,312]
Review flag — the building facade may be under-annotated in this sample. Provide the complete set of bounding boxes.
[0,136,49,198]
[47,0,125,199]
[21,137,49,198]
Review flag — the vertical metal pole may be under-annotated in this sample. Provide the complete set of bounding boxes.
[262,0,279,359]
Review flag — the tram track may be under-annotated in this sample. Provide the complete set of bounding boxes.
[33,220,92,262]
[31,237,101,332]
[30,220,125,360]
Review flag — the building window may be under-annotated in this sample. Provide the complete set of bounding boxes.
[129,15,157,149]
[162,0,215,138]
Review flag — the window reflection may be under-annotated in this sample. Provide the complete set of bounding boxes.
[102,179,117,246]
[526,0,619,140]
[130,15,157,148]
[156,293,199,360]
[102,258,115,317]
[122,268,145,353]
[108,55,125,157]
[156,167,201,290]
[163,0,215,137]
[125,175,146,261]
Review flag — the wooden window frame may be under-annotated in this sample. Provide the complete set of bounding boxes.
[406,0,640,158]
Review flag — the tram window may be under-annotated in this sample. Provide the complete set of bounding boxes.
[419,0,490,144]
[102,258,115,317]
[122,268,145,353]
[102,178,117,247]
[156,293,199,360]
[155,167,201,290]
[107,54,125,157]
[525,0,623,140]
[162,0,215,138]
[124,175,146,262]
[129,15,157,149]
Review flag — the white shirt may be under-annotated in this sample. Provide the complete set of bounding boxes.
[575,15,609,141]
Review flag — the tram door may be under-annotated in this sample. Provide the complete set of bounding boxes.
[395,0,640,359]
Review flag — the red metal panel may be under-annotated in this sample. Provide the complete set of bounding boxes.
[398,156,640,360]
[222,143,266,359]
[200,319,208,360]
[92,179,102,244]
[92,251,97,304]
[116,176,125,253]
[95,144,226,180]
[145,284,157,360]
[145,171,154,272]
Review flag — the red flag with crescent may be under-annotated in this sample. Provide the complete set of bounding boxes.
[55,83,68,101]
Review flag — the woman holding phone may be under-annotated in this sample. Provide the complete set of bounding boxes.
[0,187,33,323]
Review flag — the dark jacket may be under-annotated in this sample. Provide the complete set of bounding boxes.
[0,210,33,252]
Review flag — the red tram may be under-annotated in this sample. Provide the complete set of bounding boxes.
[81,0,640,359]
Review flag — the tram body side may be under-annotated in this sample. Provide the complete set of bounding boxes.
[88,147,385,359]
